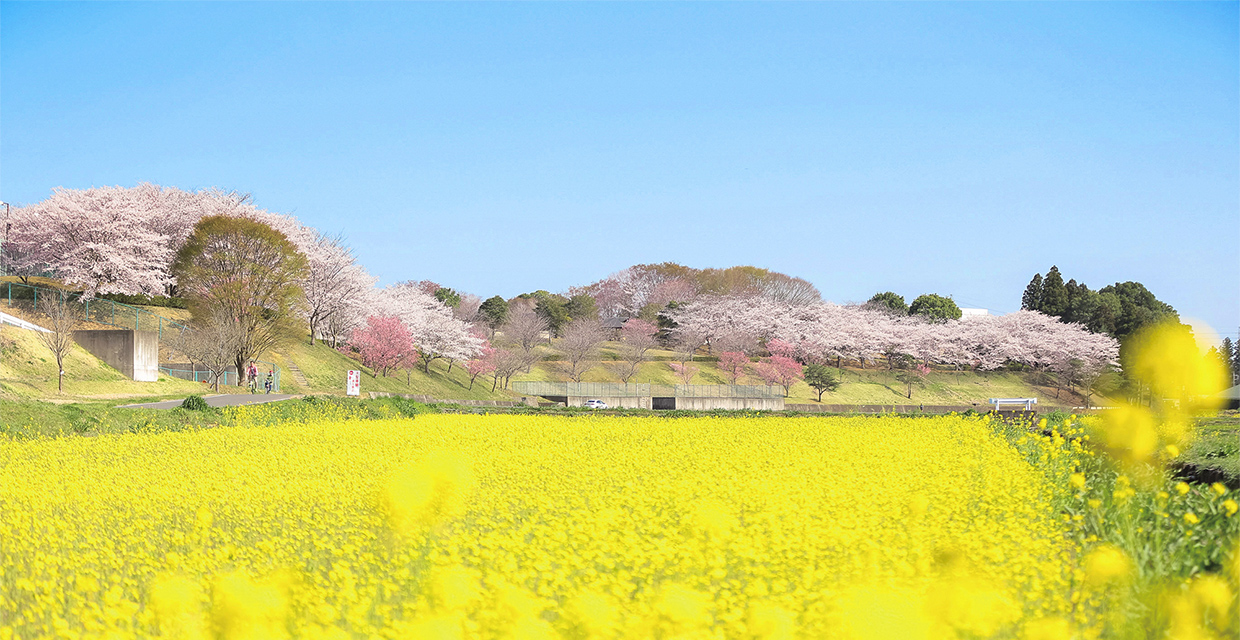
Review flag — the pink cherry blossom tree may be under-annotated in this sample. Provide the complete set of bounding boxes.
[668,361,699,384]
[465,340,497,390]
[351,316,413,377]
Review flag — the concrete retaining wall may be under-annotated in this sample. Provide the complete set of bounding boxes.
[566,396,652,409]
[73,330,159,382]
[675,396,785,411]
[367,392,534,407]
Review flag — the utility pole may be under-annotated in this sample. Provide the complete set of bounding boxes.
[0,201,8,278]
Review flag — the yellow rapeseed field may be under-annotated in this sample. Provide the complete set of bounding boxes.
[0,411,1235,640]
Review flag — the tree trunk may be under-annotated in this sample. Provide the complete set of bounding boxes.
[309,317,317,345]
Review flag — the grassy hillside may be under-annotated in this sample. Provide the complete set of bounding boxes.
[0,325,205,400]
[269,339,514,401]
[2,274,1092,409]
[512,344,1091,408]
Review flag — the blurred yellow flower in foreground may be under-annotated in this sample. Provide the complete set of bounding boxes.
[383,449,476,534]
[1129,321,1228,411]
[1083,545,1131,587]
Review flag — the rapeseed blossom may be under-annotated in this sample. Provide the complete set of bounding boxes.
[0,406,1235,638]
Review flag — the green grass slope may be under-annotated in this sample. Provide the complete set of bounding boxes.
[270,339,513,401]
[0,325,205,401]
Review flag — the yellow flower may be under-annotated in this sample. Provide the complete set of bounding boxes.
[1069,473,1086,490]
[1190,574,1232,617]
[1087,499,1102,510]
[210,571,288,640]
[1083,545,1131,586]
[1100,405,1160,464]
[1128,321,1228,409]
[1210,482,1227,497]
[747,601,797,640]
[1022,616,1074,640]
[1175,482,1191,495]
[1223,499,1238,517]
[1183,512,1199,525]
[1163,444,1180,458]
[382,449,476,534]
[654,584,712,632]
[565,591,620,640]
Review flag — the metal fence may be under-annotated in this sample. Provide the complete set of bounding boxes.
[513,382,652,397]
[159,366,241,388]
[512,381,782,399]
[156,365,281,392]
[2,281,188,338]
[675,384,783,398]
[4,281,280,392]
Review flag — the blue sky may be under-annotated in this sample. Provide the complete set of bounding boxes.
[2,2,1237,337]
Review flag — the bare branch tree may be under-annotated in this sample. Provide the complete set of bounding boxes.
[501,302,548,372]
[557,319,607,383]
[178,306,244,392]
[614,318,658,383]
[35,293,81,392]
[490,347,533,391]
[503,303,548,356]
[673,330,703,364]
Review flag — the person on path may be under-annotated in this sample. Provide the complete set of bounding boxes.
[264,371,274,394]
[248,363,258,394]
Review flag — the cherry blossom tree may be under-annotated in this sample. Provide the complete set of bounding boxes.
[668,361,699,384]
[718,351,750,384]
[7,184,201,297]
[455,294,482,324]
[465,340,497,390]
[502,302,548,362]
[372,281,484,374]
[351,316,413,377]
[302,232,376,345]
[488,347,533,392]
[754,355,802,396]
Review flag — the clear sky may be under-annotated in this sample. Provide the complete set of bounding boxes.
[2,2,1237,337]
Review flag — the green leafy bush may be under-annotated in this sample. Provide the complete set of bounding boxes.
[180,395,209,411]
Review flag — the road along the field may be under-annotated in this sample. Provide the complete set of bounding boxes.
[116,393,296,409]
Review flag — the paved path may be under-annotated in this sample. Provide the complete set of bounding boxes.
[117,394,296,410]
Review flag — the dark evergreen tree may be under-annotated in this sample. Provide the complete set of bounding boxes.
[908,294,962,322]
[1021,273,1043,311]
[1096,281,1177,339]
[1223,336,1238,386]
[478,296,509,335]
[867,291,908,315]
[1039,266,1069,317]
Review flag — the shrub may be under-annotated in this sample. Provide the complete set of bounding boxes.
[180,395,209,411]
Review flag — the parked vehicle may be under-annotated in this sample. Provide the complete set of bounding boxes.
[584,399,608,409]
